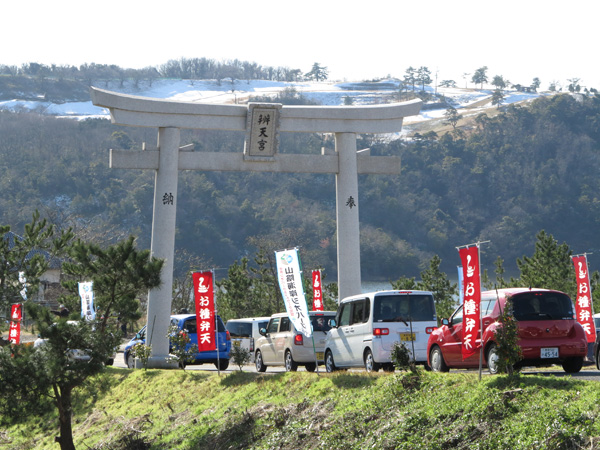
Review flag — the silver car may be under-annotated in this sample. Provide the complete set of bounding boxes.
[254,311,335,372]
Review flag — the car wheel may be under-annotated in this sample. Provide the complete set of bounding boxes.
[430,346,449,372]
[325,350,336,373]
[284,350,298,372]
[255,350,267,372]
[126,353,135,369]
[562,356,584,373]
[106,358,114,366]
[305,363,316,372]
[487,344,499,375]
[215,359,229,371]
[364,349,380,372]
[597,348,600,371]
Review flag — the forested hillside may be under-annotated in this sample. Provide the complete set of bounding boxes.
[1,91,599,281]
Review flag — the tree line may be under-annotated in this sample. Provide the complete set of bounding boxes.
[1,88,600,292]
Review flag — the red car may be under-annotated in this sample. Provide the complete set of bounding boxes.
[427,288,587,374]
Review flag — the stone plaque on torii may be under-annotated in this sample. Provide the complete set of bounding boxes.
[91,87,421,368]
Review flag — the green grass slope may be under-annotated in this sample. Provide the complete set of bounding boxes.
[3,368,600,450]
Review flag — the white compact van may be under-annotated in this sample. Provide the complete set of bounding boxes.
[225,317,271,363]
[324,290,437,372]
[254,311,336,372]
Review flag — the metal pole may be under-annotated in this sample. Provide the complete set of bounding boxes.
[213,269,221,376]
[478,244,483,381]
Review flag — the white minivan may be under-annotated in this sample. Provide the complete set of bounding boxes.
[255,311,336,372]
[324,290,437,372]
[226,317,271,363]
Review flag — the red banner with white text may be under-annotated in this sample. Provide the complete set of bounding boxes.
[458,246,481,360]
[9,303,22,345]
[312,270,324,311]
[193,271,216,352]
[572,255,596,343]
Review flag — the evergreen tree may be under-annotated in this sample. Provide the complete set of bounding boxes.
[403,66,417,91]
[392,255,457,320]
[216,257,260,321]
[0,211,73,324]
[417,66,432,91]
[305,63,328,82]
[491,75,507,90]
[444,106,460,130]
[0,306,121,450]
[471,66,489,89]
[514,230,576,296]
[60,236,164,332]
[0,234,160,450]
[491,88,505,109]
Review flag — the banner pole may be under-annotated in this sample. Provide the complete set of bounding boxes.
[213,269,221,376]
[477,244,483,381]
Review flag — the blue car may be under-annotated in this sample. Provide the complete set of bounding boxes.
[123,314,231,370]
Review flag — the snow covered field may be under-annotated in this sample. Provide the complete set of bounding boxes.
[0,78,544,129]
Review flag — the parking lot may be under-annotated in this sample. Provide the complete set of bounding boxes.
[111,348,600,379]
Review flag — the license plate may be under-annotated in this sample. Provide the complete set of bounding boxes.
[316,352,324,360]
[400,333,415,341]
[541,347,558,358]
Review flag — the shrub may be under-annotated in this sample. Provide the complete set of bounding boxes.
[166,325,198,369]
[230,341,251,371]
[131,343,152,370]
[494,296,522,376]
[390,342,418,373]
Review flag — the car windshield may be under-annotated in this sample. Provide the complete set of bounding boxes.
[182,316,226,333]
[512,292,574,321]
[373,293,436,322]
[227,322,252,338]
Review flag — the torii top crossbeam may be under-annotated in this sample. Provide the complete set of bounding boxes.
[91,86,421,368]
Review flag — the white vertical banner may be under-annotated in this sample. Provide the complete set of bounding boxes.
[18,271,27,300]
[79,281,96,321]
[275,248,312,338]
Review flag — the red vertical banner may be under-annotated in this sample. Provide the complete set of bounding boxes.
[458,246,481,360]
[193,271,216,352]
[312,270,324,311]
[9,304,22,345]
[572,255,596,343]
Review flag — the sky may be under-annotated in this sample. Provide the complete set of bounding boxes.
[4,0,600,90]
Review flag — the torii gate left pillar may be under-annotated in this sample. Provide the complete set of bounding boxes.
[91,87,421,368]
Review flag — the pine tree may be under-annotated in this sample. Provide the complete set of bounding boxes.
[471,66,488,89]
[515,230,576,296]
[61,236,163,332]
[392,255,457,320]
[305,63,328,82]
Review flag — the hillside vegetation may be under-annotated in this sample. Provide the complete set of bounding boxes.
[2,368,600,449]
[2,78,600,283]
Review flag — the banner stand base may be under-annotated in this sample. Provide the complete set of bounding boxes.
[138,355,179,369]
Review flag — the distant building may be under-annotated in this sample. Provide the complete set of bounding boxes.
[3,231,64,309]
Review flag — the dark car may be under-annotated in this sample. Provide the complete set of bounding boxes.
[124,314,231,370]
[427,288,587,374]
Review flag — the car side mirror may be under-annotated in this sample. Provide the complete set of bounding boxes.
[259,327,267,336]
[328,318,337,328]
[441,318,449,326]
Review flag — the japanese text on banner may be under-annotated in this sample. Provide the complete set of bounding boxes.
[312,270,324,312]
[9,304,22,345]
[79,281,95,321]
[458,246,481,360]
[572,255,596,343]
[193,271,216,352]
[275,249,312,337]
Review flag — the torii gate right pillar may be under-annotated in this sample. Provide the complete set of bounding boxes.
[335,132,361,300]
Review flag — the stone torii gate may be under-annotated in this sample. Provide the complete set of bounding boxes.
[91,87,421,368]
